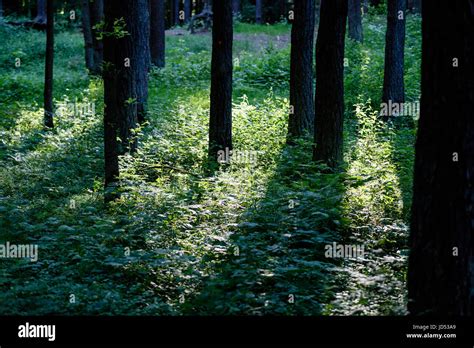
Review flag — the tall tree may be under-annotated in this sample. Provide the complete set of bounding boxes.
[44,0,54,129]
[348,0,363,42]
[408,0,474,316]
[81,0,94,72]
[150,0,166,68]
[90,0,104,75]
[381,0,405,114]
[288,0,316,140]
[130,0,150,123]
[103,0,149,196]
[255,0,263,24]
[313,0,347,168]
[208,0,233,163]
[35,0,47,24]
[184,0,191,22]
[173,0,180,25]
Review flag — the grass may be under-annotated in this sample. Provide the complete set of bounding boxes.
[0,15,420,315]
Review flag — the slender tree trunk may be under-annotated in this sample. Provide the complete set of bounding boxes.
[255,0,263,24]
[81,0,94,72]
[348,0,363,42]
[313,0,347,168]
[150,0,166,68]
[288,0,315,140]
[184,0,191,22]
[173,0,180,25]
[44,0,54,129]
[103,0,138,160]
[408,0,474,316]
[0,0,3,20]
[35,0,47,24]
[208,0,233,163]
[381,0,405,116]
[130,0,150,124]
[90,0,104,75]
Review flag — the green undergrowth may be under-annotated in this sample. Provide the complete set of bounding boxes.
[0,17,418,315]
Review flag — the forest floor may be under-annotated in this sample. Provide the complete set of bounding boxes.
[0,15,420,315]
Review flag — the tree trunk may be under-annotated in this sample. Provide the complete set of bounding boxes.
[313,0,347,168]
[232,0,240,15]
[35,0,47,24]
[408,0,474,316]
[150,0,166,68]
[0,0,3,20]
[90,0,104,75]
[81,0,94,72]
[173,0,180,25]
[103,0,138,162]
[184,0,191,22]
[255,0,263,24]
[288,0,315,140]
[381,0,405,115]
[348,0,363,42]
[208,0,233,163]
[130,0,150,124]
[43,0,54,129]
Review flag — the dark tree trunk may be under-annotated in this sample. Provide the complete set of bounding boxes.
[313,0,347,168]
[130,0,150,124]
[150,0,166,68]
[184,0,191,22]
[103,0,138,167]
[208,0,233,163]
[232,0,240,15]
[382,0,405,111]
[255,0,263,24]
[348,0,363,42]
[35,0,47,23]
[81,0,94,72]
[0,0,3,19]
[173,0,180,25]
[90,0,104,75]
[288,0,315,140]
[408,0,474,316]
[43,0,54,129]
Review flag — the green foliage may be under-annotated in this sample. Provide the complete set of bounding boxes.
[0,17,418,315]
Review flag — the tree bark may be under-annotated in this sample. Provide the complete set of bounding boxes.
[173,0,180,25]
[408,0,474,316]
[130,0,150,124]
[150,0,166,68]
[288,0,315,140]
[255,0,263,24]
[35,0,47,24]
[381,0,405,112]
[103,0,138,162]
[348,0,363,42]
[184,0,191,22]
[208,0,233,163]
[90,0,104,75]
[313,0,347,168]
[81,0,94,72]
[43,0,54,129]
